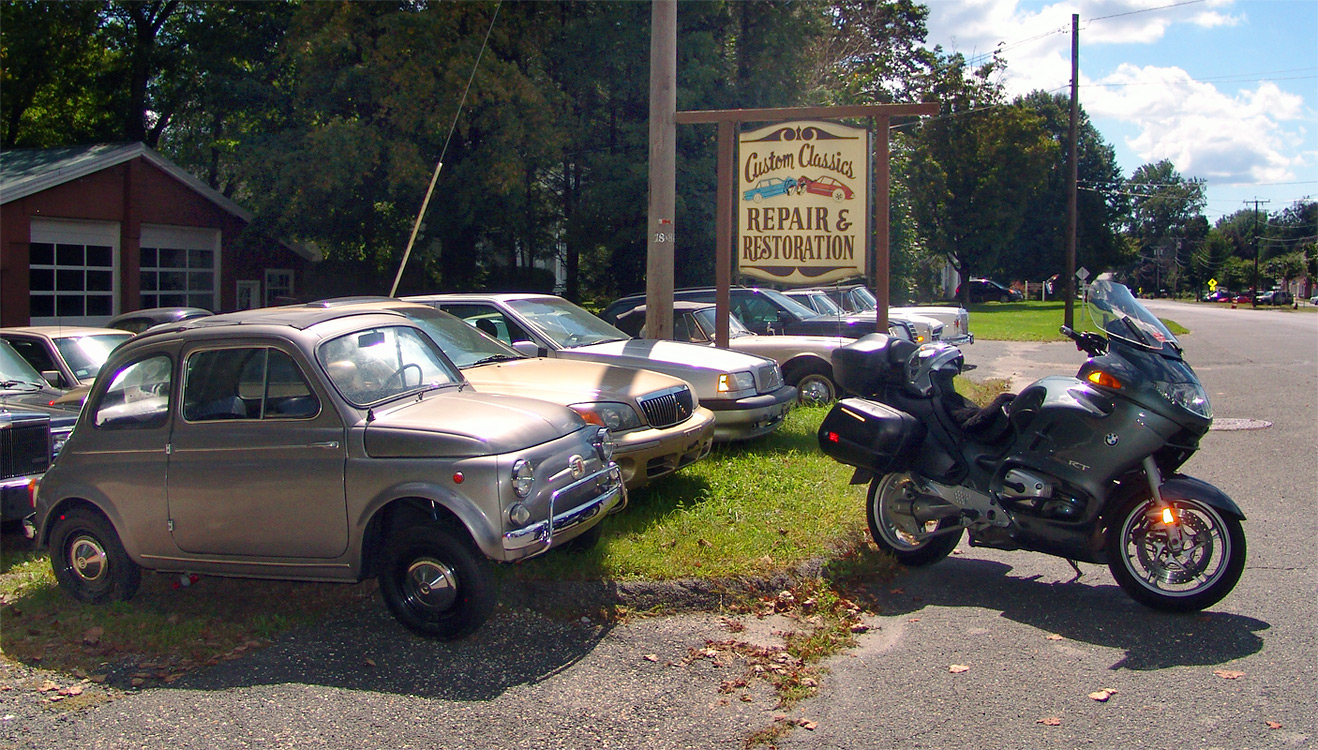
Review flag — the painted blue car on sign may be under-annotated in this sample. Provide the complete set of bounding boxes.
[743,177,797,202]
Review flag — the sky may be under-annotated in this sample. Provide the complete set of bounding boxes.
[922,0,1318,223]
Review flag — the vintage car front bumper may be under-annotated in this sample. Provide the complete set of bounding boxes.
[502,464,625,558]
[700,385,797,442]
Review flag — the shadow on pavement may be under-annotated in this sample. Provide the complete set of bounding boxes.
[170,595,614,700]
[861,555,1267,671]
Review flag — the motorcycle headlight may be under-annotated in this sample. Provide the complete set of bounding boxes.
[570,402,642,431]
[1154,381,1213,420]
[717,371,756,394]
[512,458,534,498]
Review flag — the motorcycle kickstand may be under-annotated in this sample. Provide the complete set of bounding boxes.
[1064,559,1083,583]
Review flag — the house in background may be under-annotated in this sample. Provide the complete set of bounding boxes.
[0,143,319,327]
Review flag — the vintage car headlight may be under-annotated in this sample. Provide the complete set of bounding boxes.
[717,371,756,394]
[590,426,614,462]
[570,402,642,431]
[1154,380,1213,420]
[512,458,534,498]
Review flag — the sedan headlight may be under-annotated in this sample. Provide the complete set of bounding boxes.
[570,402,643,431]
[512,458,534,498]
[1154,380,1213,420]
[717,371,756,394]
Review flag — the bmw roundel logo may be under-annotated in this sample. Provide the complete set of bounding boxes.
[1104,433,1119,446]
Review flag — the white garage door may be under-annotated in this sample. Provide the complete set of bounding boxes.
[139,225,221,313]
[28,219,119,326]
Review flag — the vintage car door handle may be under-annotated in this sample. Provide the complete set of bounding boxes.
[308,441,341,449]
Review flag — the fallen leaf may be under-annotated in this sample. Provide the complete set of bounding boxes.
[907,617,920,623]
[949,664,970,674]
[889,588,904,595]
[697,538,712,547]
[37,681,58,693]
[643,654,659,662]
[1037,717,1062,726]
[1214,669,1245,680]
[951,549,962,555]
[1267,721,1282,730]
[1088,689,1117,702]
[849,623,870,633]
[1046,634,1064,641]
[57,685,84,697]
[363,657,376,667]
[798,719,818,730]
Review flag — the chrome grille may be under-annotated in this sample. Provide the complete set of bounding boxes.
[1,420,51,481]
[638,386,694,429]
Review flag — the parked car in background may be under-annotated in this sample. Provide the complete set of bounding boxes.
[780,287,951,345]
[0,326,132,389]
[405,293,797,443]
[1234,293,1253,304]
[0,340,81,524]
[107,306,213,334]
[788,284,973,345]
[599,287,915,341]
[1258,289,1293,306]
[298,298,715,490]
[957,278,1023,303]
[1201,290,1233,303]
[34,306,624,640]
[611,301,851,405]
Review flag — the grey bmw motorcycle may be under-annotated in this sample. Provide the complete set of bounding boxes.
[818,280,1245,611]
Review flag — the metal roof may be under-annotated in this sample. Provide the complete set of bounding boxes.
[0,143,320,262]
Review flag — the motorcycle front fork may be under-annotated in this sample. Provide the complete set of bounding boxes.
[1142,455,1184,544]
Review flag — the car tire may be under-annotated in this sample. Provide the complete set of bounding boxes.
[378,522,496,640]
[49,507,141,605]
[999,293,1010,303]
[790,362,838,406]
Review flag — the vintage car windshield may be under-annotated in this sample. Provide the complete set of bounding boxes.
[0,339,47,389]
[691,307,755,339]
[54,332,132,381]
[807,293,845,315]
[389,306,525,369]
[505,297,630,348]
[1085,280,1180,353]
[317,325,462,406]
[847,286,878,311]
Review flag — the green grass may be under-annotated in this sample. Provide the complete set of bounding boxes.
[965,301,1187,341]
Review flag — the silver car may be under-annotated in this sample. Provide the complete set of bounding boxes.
[404,293,798,443]
[34,307,624,640]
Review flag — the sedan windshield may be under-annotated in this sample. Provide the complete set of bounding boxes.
[0,340,46,389]
[54,333,132,382]
[691,307,755,339]
[317,325,462,406]
[388,306,525,369]
[506,297,630,348]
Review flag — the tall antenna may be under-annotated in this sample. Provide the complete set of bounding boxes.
[390,2,502,297]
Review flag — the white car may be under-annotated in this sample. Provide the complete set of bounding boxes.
[787,285,973,345]
[404,293,798,443]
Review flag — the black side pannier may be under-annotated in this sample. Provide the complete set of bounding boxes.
[817,398,924,473]
[831,334,918,396]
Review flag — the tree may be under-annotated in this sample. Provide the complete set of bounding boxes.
[1124,160,1205,293]
[1002,91,1129,284]
[904,52,1056,303]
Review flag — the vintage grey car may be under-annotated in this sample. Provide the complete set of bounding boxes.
[405,293,797,443]
[611,301,851,406]
[788,285,973,345]
[34,307,624,640]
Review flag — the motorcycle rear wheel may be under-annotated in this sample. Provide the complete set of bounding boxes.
[1106,494,1245,612]
[867,473,963,566]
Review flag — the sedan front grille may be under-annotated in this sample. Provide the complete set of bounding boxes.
[638,386,694,429]
[1,420,51,481]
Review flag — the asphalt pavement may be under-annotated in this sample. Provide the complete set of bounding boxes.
[2,301,1314,749]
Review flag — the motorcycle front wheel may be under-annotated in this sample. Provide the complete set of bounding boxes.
[1106,494,1246,612]
[867,472,963,566]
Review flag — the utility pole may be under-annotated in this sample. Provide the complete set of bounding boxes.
[645,0,677,339]
[1246,198,1269,308]
[1064,13,1079,328]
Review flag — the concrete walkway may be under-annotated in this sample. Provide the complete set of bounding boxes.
[960,339,1082,393]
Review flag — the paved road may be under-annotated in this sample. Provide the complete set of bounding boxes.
[2,302,1313,749]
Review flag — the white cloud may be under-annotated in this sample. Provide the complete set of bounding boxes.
[1086,64,1309,185]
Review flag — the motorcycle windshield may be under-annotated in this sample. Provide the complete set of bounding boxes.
[1085,280,1181,353]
